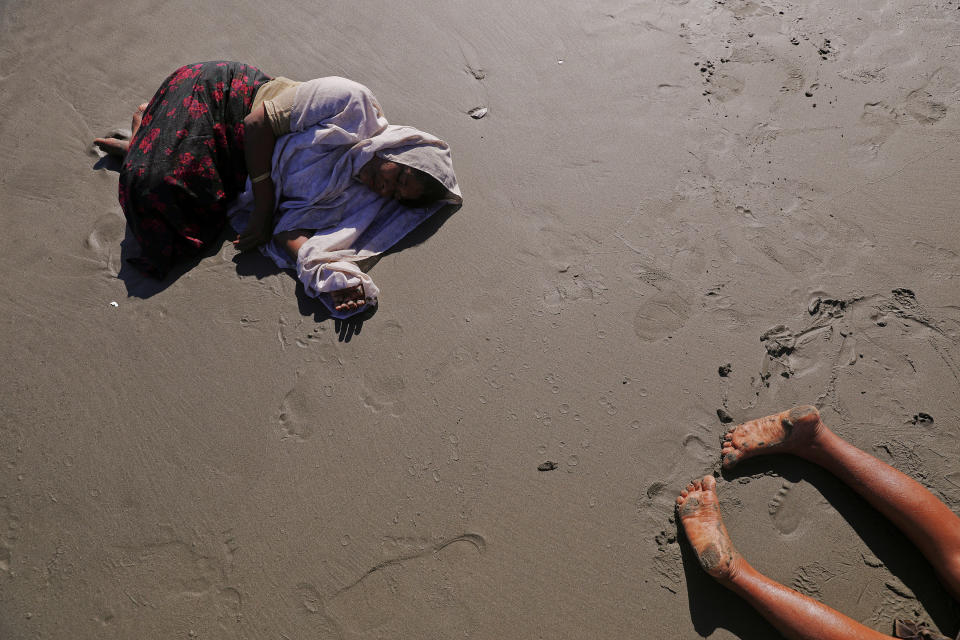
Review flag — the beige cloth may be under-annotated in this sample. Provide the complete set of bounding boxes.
[252,77,302,136]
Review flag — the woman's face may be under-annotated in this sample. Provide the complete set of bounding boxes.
[357,156,426,201]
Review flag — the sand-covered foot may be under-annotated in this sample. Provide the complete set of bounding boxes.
[676,475,740,581]
[93,137,130,156]
[93,104,147,157]
[721,405,824,469]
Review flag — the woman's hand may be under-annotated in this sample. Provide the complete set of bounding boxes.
[233,223,273,251]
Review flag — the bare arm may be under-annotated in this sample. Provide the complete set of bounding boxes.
[275,228,312,258]
[234,104,277,251]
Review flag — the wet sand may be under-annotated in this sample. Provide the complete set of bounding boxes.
[2,0,960,637]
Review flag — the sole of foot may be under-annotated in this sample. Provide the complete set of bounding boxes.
[721,405,823,469]
[676,475,740,581]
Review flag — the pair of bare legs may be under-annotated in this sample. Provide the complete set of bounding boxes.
[677,405,960,640]
[94,106,367,313]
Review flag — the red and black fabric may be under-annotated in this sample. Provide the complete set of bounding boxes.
[118,61,271,278]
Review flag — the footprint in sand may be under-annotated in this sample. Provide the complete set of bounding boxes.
[633,290,690,342]
[0,502,19,573]
[85,211,125,251]
[642,432,715,516]
[279,382,318,442]
[780,66,805,94]
[904,89,947,125]
[861,101,898,127]
[84,210,126,273]
[653,528,682,594]
[106,535,238,625]
[279,369,342,441]
[324,533,485,637]
[768,482,804,536]
[709,72,745,102]
[358,369,407,418]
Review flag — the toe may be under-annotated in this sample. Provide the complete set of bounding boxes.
[702,475,716,491]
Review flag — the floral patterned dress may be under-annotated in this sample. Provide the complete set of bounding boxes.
[118,61,270,278]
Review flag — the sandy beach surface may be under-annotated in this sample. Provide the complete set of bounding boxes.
[3,0,960,637]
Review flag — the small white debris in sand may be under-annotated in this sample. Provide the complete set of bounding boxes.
[109,301,119,307]
[468,106,488,119]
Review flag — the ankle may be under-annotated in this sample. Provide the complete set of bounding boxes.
[716,552,748,588]
[792,420,837,464]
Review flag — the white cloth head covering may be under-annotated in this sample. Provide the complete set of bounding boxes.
[228,77,461,318]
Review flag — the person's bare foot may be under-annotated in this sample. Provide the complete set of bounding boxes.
[331,284,367,313]
[93,103,147,157]
[93,136,130,157]
[676,475,741,582]
[721,405,825,469]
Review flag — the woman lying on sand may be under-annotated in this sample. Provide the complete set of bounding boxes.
[95,61,461,317]
[678,406,960,640]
